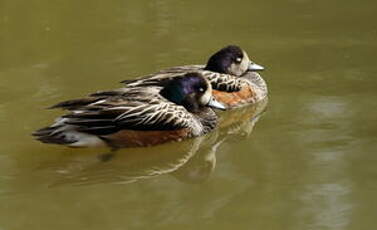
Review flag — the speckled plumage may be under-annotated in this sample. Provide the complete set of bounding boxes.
[33,73,221,148]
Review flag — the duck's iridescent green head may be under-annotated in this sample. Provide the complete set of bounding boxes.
[160,73,225,112]
[204,45,264,76]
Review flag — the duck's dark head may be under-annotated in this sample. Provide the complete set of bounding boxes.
[204,45,264,76]
[160,73,225,112]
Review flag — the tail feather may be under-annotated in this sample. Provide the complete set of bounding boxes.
[33,123,106,147]
[36,134,77,145]
[33,126,77,145]
[32,126,59,136]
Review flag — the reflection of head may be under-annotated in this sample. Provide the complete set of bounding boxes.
[172,99,268,184]
[219,97,268,137]
[172,138,219,184]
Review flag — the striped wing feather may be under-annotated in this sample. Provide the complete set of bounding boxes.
[63,92,195,135]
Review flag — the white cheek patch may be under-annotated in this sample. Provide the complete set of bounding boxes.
[243,51,251,63]
[228,63,241,76]
[240,51,251,73]
[200,90,211,105]
[199,82,213,105]
[228,51,252,76]
[240,59,249,74]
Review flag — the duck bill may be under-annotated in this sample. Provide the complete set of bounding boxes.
[248,62,265,71]
[207,97,226,110]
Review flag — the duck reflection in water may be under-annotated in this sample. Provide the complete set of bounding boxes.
[43,96,267,187]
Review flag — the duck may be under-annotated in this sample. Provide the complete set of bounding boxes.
[122,45,267,109]
[33,73,225,148]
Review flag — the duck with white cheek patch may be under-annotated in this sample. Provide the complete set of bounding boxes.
[33,73,225,148]
[122,45,267,109]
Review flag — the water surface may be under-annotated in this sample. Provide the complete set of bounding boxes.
[1,0,377,229]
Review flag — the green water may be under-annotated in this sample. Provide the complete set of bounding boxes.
[1,0,377,229]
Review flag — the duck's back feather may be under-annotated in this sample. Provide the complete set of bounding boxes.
[122,65,244,93]
[33,88,205,147]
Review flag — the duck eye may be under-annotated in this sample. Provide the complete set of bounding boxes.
[235,57,242,63]
[198,87,204,92]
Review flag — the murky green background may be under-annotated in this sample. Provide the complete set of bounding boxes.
[1,0,377,229]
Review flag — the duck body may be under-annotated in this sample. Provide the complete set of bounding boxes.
[122,45,267,109]
[33,73,224,148]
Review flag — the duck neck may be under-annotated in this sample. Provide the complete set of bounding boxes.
[193,108,218,135]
